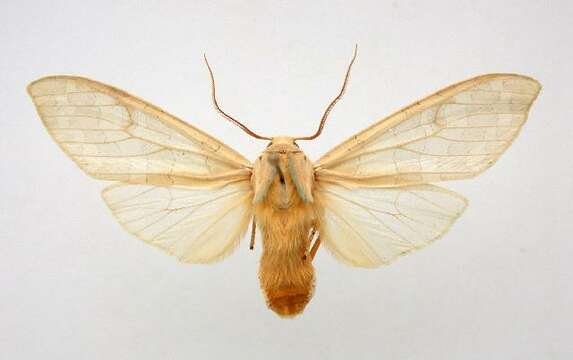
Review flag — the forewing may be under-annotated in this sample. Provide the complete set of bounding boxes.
[28,76,251,186]
[315,183,467,267]
[316,74,541,186]
[102,180,253,263]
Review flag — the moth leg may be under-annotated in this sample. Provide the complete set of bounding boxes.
[302,228,317,260]
[249,218,256,250]
[310,235,321,261]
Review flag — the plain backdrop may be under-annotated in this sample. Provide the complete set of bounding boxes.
[1,1,572,359]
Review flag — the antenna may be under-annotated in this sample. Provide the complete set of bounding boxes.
[294,44,358,141]
[204,54,271,140]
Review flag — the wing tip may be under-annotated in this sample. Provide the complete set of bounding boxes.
[474,73,542,96]
[28,75,105,103]
[27,75,93,95]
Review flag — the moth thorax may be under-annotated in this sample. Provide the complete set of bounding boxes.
[252,149,314,210]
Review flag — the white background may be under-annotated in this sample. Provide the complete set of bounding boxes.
[1,1,572,359]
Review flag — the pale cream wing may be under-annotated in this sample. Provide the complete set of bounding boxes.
[29,76,254,263]
[316,74,541,187]
[315,183,467,268]
[102,180,253,263]
[28,76,251,186]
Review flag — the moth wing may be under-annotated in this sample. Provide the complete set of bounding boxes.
[29,76,253,263]
[315,183,467,268]
[28,76,251,185]
[102,181,252,263]
[314,74,540,267]
[315,74,541,186]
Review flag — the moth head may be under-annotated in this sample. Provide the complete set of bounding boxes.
[203,45,358,142]
[265,137,300,153]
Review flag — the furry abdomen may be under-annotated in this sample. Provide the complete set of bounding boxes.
[256,201,316,317]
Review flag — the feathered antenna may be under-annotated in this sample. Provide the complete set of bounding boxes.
[204,54,272,140]
[294,45,358,141]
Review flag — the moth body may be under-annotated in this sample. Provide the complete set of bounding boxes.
[28,53,541,318]
[253,137,318,317]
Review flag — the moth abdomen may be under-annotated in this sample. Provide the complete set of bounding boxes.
[265,285,314,318]
[259,237,315,318]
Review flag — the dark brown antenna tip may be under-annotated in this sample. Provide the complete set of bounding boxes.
[295,44,358,141]
[203,53,271,140]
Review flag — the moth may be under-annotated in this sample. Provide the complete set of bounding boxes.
[28,47,541,317]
